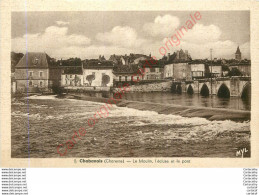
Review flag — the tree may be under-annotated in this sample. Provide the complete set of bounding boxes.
[74,75,81,86]
[102,74,110,87]
[86,74,95,86]
[227,67,242,77]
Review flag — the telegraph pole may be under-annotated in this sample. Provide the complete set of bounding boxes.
[210,48,213,96]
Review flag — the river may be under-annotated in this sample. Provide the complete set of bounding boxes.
[11,93,250,158]
[121,92,251,111]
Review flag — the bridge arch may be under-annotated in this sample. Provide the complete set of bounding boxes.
[217,83,230,98]
[171,83,177,93]
[200,84,209,97]
[176,84,182,94]
[241,82,251,101]
[187,85,194,95]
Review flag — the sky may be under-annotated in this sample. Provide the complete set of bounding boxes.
[11,11,250,60]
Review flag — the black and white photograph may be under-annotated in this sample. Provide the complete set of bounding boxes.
[11,11,251,159]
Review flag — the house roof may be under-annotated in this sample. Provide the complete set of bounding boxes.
[109,53,150,65]
[62,66,82,74]
[58,58,81,67]
[165,50,192,64]
[229,60,251,66]
[113,64,140,74]
[82,60,114,69]
[109,55,122,64]
[139,59,165,68]
[15,52,58,68]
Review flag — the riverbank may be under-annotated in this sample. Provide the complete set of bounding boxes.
[68,94,250,122]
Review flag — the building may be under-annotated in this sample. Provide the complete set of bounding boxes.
[172,63,192,81]
[109,54,122,65]
[235,46,242,60]
[208,65,222,77]
[138,59,165,80]
[164,63,192,80]
[229,60,251,76]
[82,60,114,87]
[59,58,83,87]
[113,64,141,85]
[109,53,150,65]
[163,50,192,80]
[189,62,206,79]
[164,63,174,79]
[15,52,61,93]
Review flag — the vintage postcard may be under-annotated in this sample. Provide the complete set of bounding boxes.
[1,0,259,167]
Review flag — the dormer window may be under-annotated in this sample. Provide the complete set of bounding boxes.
[32,57,39,65]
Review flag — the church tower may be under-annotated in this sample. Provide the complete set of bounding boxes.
[235,46,241,60]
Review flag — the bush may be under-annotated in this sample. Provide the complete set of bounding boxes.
[227,68,242,77]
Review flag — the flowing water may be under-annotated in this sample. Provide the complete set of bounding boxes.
[11,94,250,158]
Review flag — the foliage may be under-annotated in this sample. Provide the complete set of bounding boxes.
[227,67,242,77]
[86,74,95,86]
[102,74,110,87]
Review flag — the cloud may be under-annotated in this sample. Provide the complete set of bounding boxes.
[143,15,180,37]
[181,24,222,44]
[56,21,69,25]
[12,18,250,60]
[239,42,250,59]
[96,26,147,48]
[12,25,91,58]
[154,22,250,60]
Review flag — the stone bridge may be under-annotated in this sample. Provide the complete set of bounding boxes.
[171,76,251,98]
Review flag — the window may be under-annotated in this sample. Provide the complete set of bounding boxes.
[29,81,33,86]
[119,76,121,81]
[125,76,127,81]
[70,80,73,85]
[150,68,155,72]
[29,72,33,77]
[39,71,43,77]
[65,79,68,85]
[39,81,43,87]
[192,72,203,77]
[70,75,72,78]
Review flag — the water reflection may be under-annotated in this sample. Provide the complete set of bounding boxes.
[121,92,251,111]
[77,90,250,111]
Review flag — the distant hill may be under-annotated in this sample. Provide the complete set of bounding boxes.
[11,52,24,72]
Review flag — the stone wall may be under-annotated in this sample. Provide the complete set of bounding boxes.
[113,81,172,93]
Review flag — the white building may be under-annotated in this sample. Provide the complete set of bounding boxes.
[82,60,114,87]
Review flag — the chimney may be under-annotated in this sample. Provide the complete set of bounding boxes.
[185,50,188,60]
[167,53,170,61]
